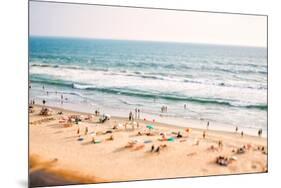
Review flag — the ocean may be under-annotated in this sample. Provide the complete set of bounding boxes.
[29,36,267,134]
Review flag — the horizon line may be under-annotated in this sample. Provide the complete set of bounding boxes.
[29,35,267,48]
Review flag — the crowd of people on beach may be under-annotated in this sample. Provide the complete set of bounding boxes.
[30,84,265,138]
[29,85,69,107]
[129,108,141,121]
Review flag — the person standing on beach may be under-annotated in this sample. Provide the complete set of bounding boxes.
[235,126,238,133]
[203,131,206,139]
[258,129,263,137]
[137,109,140,119]
[207,121,209,130]
[129,111,133,121]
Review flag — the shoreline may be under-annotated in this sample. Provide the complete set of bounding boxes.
[29,104,267,186]
[32,103,267,138]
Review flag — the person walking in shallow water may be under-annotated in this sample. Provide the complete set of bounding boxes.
[60,94,64,104]
[206,121,209,130]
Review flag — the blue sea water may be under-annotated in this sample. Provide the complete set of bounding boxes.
[29,36,267,134]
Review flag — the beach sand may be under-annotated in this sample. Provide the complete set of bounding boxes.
[29,105,267,187]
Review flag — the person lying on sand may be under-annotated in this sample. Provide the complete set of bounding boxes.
[106,135,114,141]
[216,156,229,166]
[216,155,237,166]
[104,130,113,134]
[236,146,246,154]
[146,132,155,136]
[177,131,183,138]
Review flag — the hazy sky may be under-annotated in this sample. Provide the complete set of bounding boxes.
[29,1,267,47]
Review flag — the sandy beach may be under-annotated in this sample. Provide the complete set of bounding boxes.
[29,105,267,186]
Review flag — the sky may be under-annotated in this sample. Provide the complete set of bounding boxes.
[29,1,267,47]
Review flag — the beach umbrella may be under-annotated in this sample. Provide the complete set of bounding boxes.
[104,114,111,119]
[146,125,154,129]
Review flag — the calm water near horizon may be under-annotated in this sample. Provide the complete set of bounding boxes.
[29,36,267,134]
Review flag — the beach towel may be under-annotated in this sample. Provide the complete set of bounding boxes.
[158,138,168,141]
[167,137,175,142]
[144,140,152,144]
[146,125,154,129]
